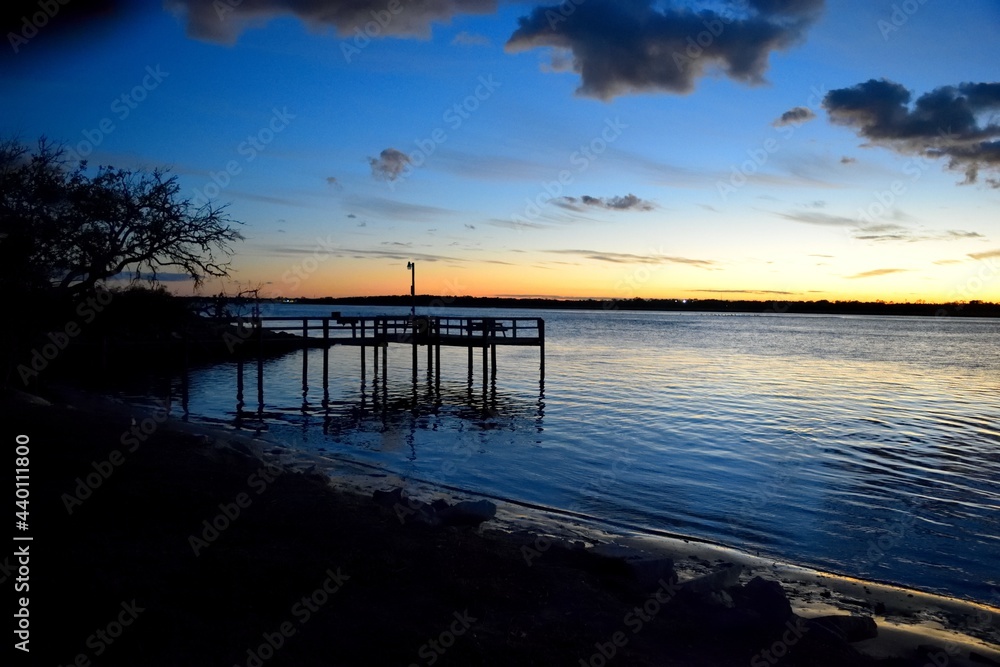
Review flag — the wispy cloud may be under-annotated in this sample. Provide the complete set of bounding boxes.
[229,190,303,207]
[695,289,796,295]
[780,209,983,243]
[345,196,456,222]
[487,218,550,231]
[847,268,910,279]
[434,150,555,182]
[779,211,855,227]
[315,247,465,263]
[969,248,1000,260]
[546,249,715,267]
[554,194,655,212]
[452,30,491,46]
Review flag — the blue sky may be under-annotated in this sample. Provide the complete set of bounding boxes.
[2,0,999,301]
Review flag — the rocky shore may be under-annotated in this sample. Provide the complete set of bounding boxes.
[5,387,998,666]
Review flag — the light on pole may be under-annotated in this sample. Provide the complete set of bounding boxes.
[406,261,415,319]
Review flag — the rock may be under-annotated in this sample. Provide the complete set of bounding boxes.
[372,489,496,528]
[430,498,451,512]
[738,576,793,625]
[706,590,735,608]
[372,487,404,507]
[437,499,497,527]
[970,651,1000,666]
[627,557,677,591]
[807,615,878,643]
[681,563,743,594]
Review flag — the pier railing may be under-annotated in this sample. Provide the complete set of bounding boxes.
[219,315,544,347]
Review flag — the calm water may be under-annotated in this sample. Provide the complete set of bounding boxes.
[156,305,1000,604]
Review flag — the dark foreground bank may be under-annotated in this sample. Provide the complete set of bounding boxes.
[4,388,997,667]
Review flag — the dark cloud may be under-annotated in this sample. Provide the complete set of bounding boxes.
[840,156,856,164]
[555,193,655,211]
[823,79,1000,187]
[969,248,1000,260]
[773,106,816,126]
[847,268,909,279]
[368,148,411,182]
[166,0,498,43]
[505,0,824,99]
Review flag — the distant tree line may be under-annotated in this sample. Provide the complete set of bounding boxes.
[272,295,1000,318]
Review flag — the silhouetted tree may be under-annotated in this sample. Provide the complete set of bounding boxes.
[0,137,243,299]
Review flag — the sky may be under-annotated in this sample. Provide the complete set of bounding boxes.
[2,0,999,302]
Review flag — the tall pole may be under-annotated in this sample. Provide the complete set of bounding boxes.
[407,261,416,319]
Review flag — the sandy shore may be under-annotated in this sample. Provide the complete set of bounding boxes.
[6,386,998,666]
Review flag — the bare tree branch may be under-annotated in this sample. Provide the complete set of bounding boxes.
[0,137,244,298]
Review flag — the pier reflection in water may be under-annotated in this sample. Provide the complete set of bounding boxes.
[180,314,546,441]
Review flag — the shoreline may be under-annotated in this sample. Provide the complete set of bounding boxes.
[8,386,999,665]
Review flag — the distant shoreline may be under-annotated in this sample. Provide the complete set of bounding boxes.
[182,295,1000,318]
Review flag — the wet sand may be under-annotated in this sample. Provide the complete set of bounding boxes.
[6,387,998,666]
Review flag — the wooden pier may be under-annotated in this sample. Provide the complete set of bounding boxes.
[216,314,544,413]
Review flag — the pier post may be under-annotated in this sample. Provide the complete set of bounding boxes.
[539,319,545,381]
[490,319,497,382]
[256,318,264,415]
[322,318,329,400]
[412,318,418,385]
[236,355,244,416]
[427,323,433,376]
[360,319,366,382]
[301,319,309,405]
[434,319,441,389]
[373,318,379,380]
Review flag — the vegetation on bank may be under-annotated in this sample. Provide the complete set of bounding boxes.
[1,137,244,387]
